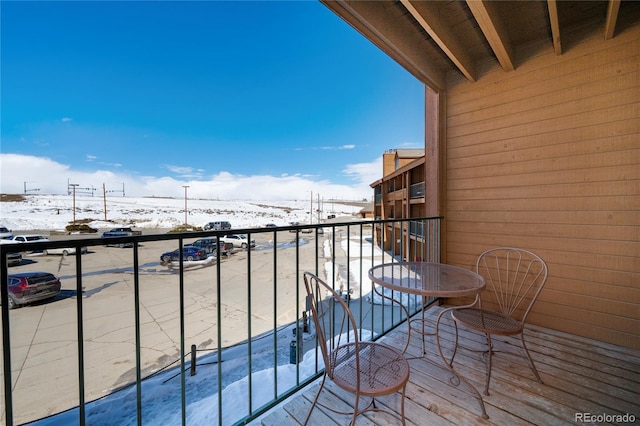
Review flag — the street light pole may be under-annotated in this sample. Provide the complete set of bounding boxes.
[183,185,189,225]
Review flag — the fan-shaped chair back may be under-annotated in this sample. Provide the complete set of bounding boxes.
[476,247,548,323]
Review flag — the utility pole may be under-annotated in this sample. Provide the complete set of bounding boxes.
[70,183,79,225]
[103,183,108,221]
[23,182,40,194]
[183,185,189,225]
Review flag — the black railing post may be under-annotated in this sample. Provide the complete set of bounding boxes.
[190,345,197,376]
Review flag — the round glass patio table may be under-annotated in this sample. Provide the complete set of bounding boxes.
[368,262,485,298]
[368,262,489,419]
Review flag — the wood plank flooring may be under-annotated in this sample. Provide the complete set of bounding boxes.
[258,305,640,425]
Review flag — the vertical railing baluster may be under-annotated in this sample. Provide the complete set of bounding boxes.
[133,242,143,426]
[216,236,223,424]
[178,240,186,425]
[1,250,13,426]
[247,231,253,415]
[295,228,300,379]
[75,249,86,425]
[272,230,278,399]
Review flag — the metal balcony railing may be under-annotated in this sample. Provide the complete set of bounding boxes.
[1,217,441,426]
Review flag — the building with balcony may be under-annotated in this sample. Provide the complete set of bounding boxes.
[371,149,427,262]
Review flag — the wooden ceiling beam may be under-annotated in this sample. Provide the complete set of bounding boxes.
[547,0,562,55]
[605,0,621,40]
[466,0,515,71]
[400,0,476,81]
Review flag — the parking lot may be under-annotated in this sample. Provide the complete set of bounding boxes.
[2,229,328,424]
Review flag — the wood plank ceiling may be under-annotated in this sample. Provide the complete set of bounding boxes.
[321,0,640,91]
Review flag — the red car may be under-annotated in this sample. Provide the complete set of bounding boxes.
[5,272,61,309]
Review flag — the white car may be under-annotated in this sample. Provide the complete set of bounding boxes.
[10,234,49,254]
[11,234,49,243]
[11,234,86,255]
[220,234,255,249]
[43,246,88,256]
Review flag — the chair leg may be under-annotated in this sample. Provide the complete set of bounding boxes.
[304,374,327,426]
[520,332,543,384]
[349,389,362,426]
[484,334,493,396]
[400,385,407,426]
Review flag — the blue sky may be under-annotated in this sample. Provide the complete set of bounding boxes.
[1,1,424,200]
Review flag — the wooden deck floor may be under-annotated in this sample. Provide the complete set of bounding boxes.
[259,305,640,425]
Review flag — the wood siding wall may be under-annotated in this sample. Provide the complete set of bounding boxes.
[442,25,639,349]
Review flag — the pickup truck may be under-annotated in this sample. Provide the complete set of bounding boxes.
[101,228,140,248]
[220,234,256,249]
[190,238,231,256]
[101,227,142,237]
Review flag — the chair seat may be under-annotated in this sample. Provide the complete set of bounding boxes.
[331,341,410,396]
[451,308,523,335]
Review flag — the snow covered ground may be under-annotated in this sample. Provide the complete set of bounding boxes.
[0,194,365,232]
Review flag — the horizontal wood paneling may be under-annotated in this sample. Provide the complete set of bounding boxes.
[447,24,639,109]
[443,23,640,350]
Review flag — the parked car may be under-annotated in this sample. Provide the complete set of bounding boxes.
[10,234,87,255]
[11,234,49,243]
[220,234,255,249]
[10,234,49,253]
[6,251,22,266]
[0,226,13,240]
[203,221,231,231]
[43,246,88,256]
[190,238,231,256]
[265,223,277,228]
[4,272,62,309]
[160,246,208,264]
[101,227,142,237]
[288,222,313,234]
[100,229,137,248]
[0,239,21,266]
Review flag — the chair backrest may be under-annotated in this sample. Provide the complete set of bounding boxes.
[303,272,360,380]
[476,247,548,323]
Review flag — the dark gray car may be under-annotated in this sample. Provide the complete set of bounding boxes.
[191,238,231,256]
[5,272,61,309]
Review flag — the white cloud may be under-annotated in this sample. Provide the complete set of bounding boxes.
[342,157,382,187]
[61,117,73,122]
[0,154,375,201]
[97,161,123,168]
[86,155,97,161]
[165,165,195,174]
[307,144,357,151]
